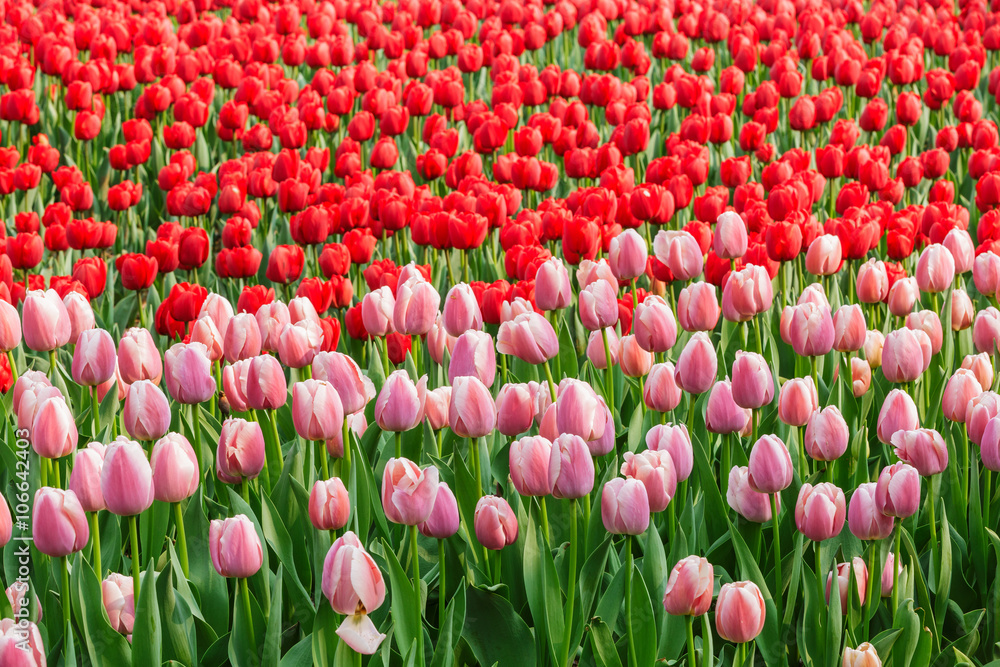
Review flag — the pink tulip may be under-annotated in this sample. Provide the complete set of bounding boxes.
[855,259,889,303]
[5,583,34,622]
[891,428,948,476]
[848,481,895,541]
[876,389,919,444]
[419,483,460,539]
[731,351,773,409]
[844,643,882,667]
[826,558,868,611]
[587,328,620,369]
[442,283,483,336]
[795,482,846,541]
[449,330,497,387]
[509,436,554,497]
[497,311,559,364]
[190,315,224,362]
[676,282,721,332]
[748,435,793,494]
[798,283,830,310]
[863,330,884,368]
[72,328,117,386]
[674,332,717,395]
[881,553,900,598]
[609,229,648,281]
[449,375,496,438]
[722,265,773,322]
[216,418,266,484]
[31,396,78,459]
[32,487,89,557]
[905,310,942,356]
[535,257,573,311]
[951,289,975,331]
[22,289,71,351]
[654,230,703,281]
[362,286,395,337]
[323,531,387,654]
[69,442,107,512]
[555,379,608,441]
[382,457,439,525]
[394,278,440,336]
[915,243,956,294]
[123,380,171,441]
[874,462,921,518]
[101,437,154,516]
[621,449,676,512]
[201,293,234,340]
[278,320,324,368]
[714,211,748,259]
[375,370,427,432]
[0,618,45,664]
[210,515,263,578]
[102,573,135,638]
[118,328,162,385]
[832,305,866,353]
[881,328,927,383]
[852,358,872,397]
[577,259,617,291]
[312,351,376,415]
[64,292,94,345]
[256,301,290,353]
[309,478,351,531]
[0,300,21,351]
[17,384,61,433]
[974,307,1000,354]
[223,313,262,363]
[292,379,344,441]
[646,424,693,481]
[662,555,714,616]
[788,302,835,357]
[967,390,1000,445]
[705,379,751,434]
[715,581,766,644]
[943,228,975,275]
[601,477,650,535]
[475,495,519,550]
[424,386,452,431]
[619,335,653,377]
[886,277,919,318]
[164,342,216,404]
[579,279,619,331]
[289,296,320,326]
[246,353,287,410]
[633,295,678,352]
[150,433,200,503]
[805,235,842,276]
[549,433,595,499]
[727,466,775,523]
[778,377,819,426]
[942,368,983,423]
[644,362,682,413]
[804,406,849,461]
[496,383,536,436]
[974,251,1000,297]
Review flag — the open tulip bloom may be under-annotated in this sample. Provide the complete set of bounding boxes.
[5,2,1000,666]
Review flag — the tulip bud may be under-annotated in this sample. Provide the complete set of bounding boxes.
[118,327,163,385]
[876,389,919,444]
[123,380,171,442]
[72,328,117,386]
[942,368,983,423]
[633,295,678,353]
[312,351,376,415]
[601,477,650,535]
[748,435,793,494]
[418,482,460,539]
[848,482,894,541]
[150,433,200,503]
[826,557,868,611]
[852,358,872,397]
[875,462,921,518]
[891,428,948,476]
[731,351,774,409]
[22,289,71,351]
[549,434,595,499]
[705,379,751,434]
[714,211,748,259]
[292,379,344,441]
[644,362,682,413]
[100,437,155,516]
[165,342,216,404]
[216,418,266,484]
[69,442,107,512]
[804,406,849,461]
[475,495,518,550]
[555,379,608,441]
[509,436,554,497]
[646,423,693,482]
[843,642,882,667]
[375,370,427,432]
[102,573,135,638]
[309,478,351,531]
[497,311,559,364]
[621,449,676,512]
[727,466,775,523]
[608,229,648,281]
[674,332,717,395]
[32,487,89,557]
[449,330,497,387]
[677,282,721,332]
[795,482,847,542]
[31,396,78,459]
[209,515,264,578]
[382,457,439,525]
[449,375,497,438]
[442,283,483,336]
[715,581,766,643]
[662,555,714,616]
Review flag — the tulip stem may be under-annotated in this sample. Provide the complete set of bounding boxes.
[811,356,819,405]
[960,427,970,503]
[91,386,100,437]
[438,539,447,633]
[90,512,101,578]
[864,542,877,641]
[892,522,901,623]
[601,328,614,415]
[240,577,254,641]
[771,493,782,621]
[539,497,551,544]
[191,403,202,468]
[410,524,424,667]
[6,350,17,385]
[241,478,250,505]
[985,468,993,532]
[343,419,353,476]
[469,437,483,500]
[815,542,824,613]
[48,349,57,380]
[396,432,402,459]
[60,555,71,636]
[927,481,938,553]
[129,514,141,602]
[685,616,696,666]
[559,499,578,667]
[624,536,637,667]
[543,360,557,403]
[320,440,330,481]
[175,502,189,578]
[380,336,391,376]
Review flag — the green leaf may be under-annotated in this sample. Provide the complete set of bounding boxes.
[431,580,467,667]
[629,560,657,667]
[131,559,162,667]
[381,537,420,661]
[70,557,132,667]
[588,618,623,667]
[725,513,782,666]
[523,520,564,665]
[462,585,536,667]
[157,557,197,666]
[281,637,314,667]
[263,567,284,667]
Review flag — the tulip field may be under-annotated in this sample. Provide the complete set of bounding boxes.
[7,0,1000,666]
